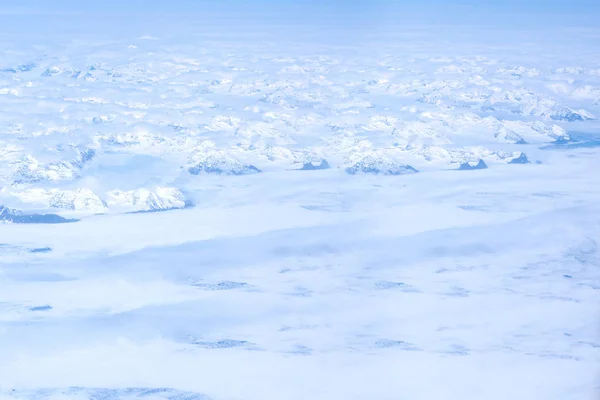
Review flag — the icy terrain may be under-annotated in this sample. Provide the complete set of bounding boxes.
[1,1,600,399]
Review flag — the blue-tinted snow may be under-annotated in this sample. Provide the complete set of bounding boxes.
[0,2,599,400]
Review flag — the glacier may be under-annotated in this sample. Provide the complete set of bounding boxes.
[0,1,599,400]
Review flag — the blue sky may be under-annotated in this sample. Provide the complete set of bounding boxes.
[7,0,600,14]
[2,0,599,37]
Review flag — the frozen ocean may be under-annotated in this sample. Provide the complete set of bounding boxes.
[0,1,599,399]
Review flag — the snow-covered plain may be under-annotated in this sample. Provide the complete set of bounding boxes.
[1,2,600,399]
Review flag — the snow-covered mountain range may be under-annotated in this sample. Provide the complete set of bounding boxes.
[1,38,598,219]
